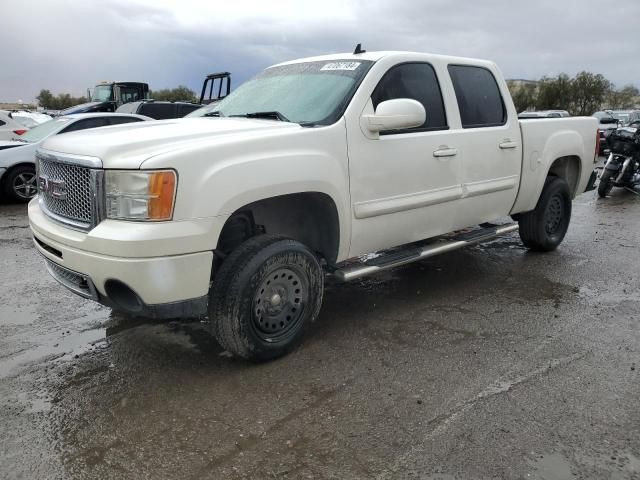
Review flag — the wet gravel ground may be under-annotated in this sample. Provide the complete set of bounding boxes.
[1,187,639,480]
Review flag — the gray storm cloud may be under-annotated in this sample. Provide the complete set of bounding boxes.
[1,0,638,102]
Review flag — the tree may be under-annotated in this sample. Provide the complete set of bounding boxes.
[507,72,637,116]
[606,84,640,109]
[36,89,55,109]
[570,71,611,116]
[508,81,538,112]
[149,85,197,103]
[535,74,573,112]
[36,89,87,109]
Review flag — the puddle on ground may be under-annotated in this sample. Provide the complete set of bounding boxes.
[528,453,574,480]
[0,304,38,325]
[528,451,640,479]
[577,282,640,307]
[0,326,108,380]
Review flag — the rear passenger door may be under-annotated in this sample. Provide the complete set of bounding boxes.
[447,65,522,225]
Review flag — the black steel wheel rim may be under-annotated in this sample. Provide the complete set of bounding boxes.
[252,266,308,342]
[544,194,564,235]
[13,171,37,199]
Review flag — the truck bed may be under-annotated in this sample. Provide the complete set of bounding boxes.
[513,117,598,214]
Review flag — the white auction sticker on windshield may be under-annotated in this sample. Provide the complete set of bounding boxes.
[321,62,361,71]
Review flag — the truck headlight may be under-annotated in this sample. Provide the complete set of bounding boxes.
[105,170,177,221]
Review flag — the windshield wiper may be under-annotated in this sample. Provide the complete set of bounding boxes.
[232,111,290,122]
[203,111,224,117]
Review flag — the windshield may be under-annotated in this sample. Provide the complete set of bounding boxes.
[91,85,114,102]
[594,111,631,125]
[209,60,373,126]
[19,118,70,143]
[613,113,630,124]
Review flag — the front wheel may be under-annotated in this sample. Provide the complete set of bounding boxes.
[3,165,37,202]
[208,235,324,362]
[518,176,572,252]
[597,169,614,198]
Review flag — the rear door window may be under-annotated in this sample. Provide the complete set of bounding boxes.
[139,103,177,120]
[371,62,447,133]
[448,65,506,128]
[60,117,111,133]
[177,104,201,117]
[108,116,144,125]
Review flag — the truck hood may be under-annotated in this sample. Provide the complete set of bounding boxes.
[40,117,301,168]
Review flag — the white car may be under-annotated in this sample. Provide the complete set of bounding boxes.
[0,110,32,140]
[30,50,598,361]
[0,113,151,202]
[11,111,52,127]
[519,110,570,119]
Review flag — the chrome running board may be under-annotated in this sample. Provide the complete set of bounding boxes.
[333,223,519,282]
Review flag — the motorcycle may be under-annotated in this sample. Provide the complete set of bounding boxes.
[597,125,640,197]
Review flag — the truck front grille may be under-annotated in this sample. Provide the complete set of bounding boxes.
[36,151,103,231]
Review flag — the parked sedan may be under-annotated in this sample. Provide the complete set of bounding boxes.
[11,111,52,127]
[0,113,151,202]
[0,111,32,140]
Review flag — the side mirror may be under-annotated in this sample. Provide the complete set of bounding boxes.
[363,98,426,133]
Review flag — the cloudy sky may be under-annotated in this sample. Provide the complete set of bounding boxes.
[1,0,639,103]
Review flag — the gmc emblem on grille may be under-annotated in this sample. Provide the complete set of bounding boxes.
[38,175,68,200]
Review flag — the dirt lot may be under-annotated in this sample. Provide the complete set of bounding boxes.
[1,189,639,480]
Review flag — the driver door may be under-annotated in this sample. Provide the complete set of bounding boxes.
[347,62,463,257]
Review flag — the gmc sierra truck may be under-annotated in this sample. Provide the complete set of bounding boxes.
[29,51,599,361]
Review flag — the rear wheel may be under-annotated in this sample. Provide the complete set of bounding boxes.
[208,234,324,361]
[518,176,572,252]
[597,169,614,198]
[3,165,37,202]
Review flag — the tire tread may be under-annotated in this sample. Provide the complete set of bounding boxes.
[208,234,323,361]
[518,176,571,252]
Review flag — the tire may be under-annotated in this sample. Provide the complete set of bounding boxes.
[3,165,37,203]
[518,176,572,252]
[208,234,324,361]
[597,169,614,198]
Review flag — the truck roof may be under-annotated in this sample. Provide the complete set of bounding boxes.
[271,51,496,68]
[96,81,148,86]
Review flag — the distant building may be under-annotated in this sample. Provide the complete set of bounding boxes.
[0,102,38,111]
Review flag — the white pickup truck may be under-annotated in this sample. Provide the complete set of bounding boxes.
[29,51,599,361]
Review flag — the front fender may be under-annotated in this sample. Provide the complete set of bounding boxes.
[141,122,352,261]
[209,152,350,260]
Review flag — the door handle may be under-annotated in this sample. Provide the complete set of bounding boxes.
[499,141,518,149]
[433,147,458,158]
